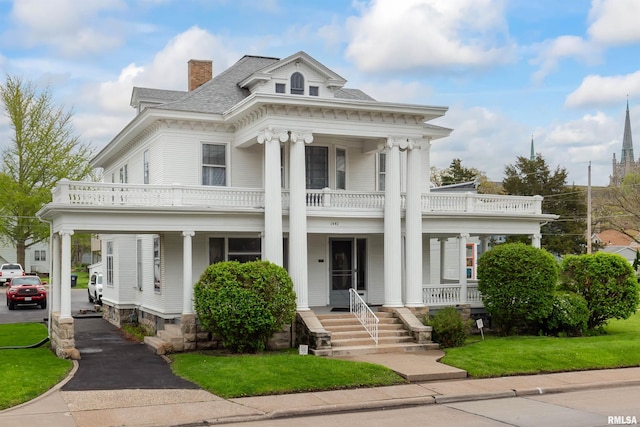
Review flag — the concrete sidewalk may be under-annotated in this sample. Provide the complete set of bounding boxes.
[3,352,640,427]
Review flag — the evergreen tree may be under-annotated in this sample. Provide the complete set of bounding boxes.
[503,154,587,255]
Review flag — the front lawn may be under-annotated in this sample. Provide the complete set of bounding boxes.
[441,311,640,377]
[171,349,406,398]
[0,323,73,410]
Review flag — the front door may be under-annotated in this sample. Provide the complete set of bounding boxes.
[329,238,366,307]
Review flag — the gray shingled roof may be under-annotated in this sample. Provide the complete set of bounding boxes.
[149,54,376,114]
[154,55,280,114]
[133,87,186,103]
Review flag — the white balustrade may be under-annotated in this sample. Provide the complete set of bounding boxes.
[51,181,542,216]
[423,283,483,307]
[349,289,379,345]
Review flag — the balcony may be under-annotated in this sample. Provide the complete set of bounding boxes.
[51,180,543,216]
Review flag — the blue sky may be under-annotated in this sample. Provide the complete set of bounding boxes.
[1,0,639,186]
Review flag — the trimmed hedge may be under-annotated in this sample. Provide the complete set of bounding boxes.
[477,243,558,335]
[427,307,471,348]
[194,260,297,353]
[560,252,639,329]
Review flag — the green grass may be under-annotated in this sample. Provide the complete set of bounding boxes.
[441,312,640,378]
[0,324,73,410]
[72,269,89,289]
[171,349,406,398]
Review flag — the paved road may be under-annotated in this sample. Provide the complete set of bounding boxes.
[225,385,640,427]
[0,287,94,325]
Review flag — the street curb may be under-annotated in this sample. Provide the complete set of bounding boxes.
[514,379,640,397]
[434,390,516,404]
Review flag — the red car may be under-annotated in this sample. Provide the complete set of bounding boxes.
[6,276,47,310]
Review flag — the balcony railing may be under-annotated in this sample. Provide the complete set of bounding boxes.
[422,283,483,307]
[51,180,542,215]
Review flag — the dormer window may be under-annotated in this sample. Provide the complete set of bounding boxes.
[275,83,285,94]
[291,72,304,95]
[309,86,319,96]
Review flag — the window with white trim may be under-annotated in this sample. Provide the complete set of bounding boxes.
[305,146,328,189]
[208,237,262,264]
[34,250,46,261]
[153,236,161,292]
[377,152,386,191]
[290,72,304,95]
[309,86,319,96]
[119,164,128,183]
[202,143,226,186]
[106,241,114,287]
[143,150,149,184]
[336,148,346,190]
[136,239,143,291]
[275,83,285,93]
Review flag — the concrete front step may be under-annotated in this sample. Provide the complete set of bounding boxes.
[332,329,412,340]
[144,336,173,355]
[332,335,415,347]
[331,342,440,357]
[146,324,185,354]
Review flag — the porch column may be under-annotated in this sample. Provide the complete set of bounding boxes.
[384,138,403,307]
[480,235,490,256]
[60,230,73,319]
[439,238,447,284]
[182,231,195,314]
[258,128,287,266]
[531,233,542,248]
[289,130,313,310]
[51,232,61,313]
[405,139,424,307]
[459,233,469,304]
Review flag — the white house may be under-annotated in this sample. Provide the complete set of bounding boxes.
[37,51,554,358]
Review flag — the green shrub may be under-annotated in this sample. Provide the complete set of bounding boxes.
[560,252,639,329]
[194,260,297,353]
[427,307,470,348]
[477,243,558,335]
[542,291,589,337]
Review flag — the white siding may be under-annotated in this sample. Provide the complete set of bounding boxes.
[161,233,185,314]
[307,235,327,306]
[346,148,376,192]
[231,143,262,188]
[102,235,139,305]
[367,235,385,305]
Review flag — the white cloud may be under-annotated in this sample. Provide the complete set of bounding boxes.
[9,0,127,56]
[345,0,515,73]
[356,80,432,104]
[530,36,600,83]
[565,71,640,108]
[588,0,640,45]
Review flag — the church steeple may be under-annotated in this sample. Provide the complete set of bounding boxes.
[621,99,634,163]
[530,136,535,160]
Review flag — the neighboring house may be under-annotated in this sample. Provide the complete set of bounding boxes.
[37,51,555,357]
[0,238,49,276]
[592,229,640,265]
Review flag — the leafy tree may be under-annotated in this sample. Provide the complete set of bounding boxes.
[477,243,558,335]
[559,252,639,329]
[502,154,587,255]
[596,173,640,242]
[194,260,297,353]
[0,76,93,266]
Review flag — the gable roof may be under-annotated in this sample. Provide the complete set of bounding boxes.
[593,229,640,247]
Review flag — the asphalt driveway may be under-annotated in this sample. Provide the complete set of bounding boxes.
[62,317,199,391]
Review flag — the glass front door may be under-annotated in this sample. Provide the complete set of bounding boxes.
[329,238,366,307]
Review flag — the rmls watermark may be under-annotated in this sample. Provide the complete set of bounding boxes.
[608,415,638,425]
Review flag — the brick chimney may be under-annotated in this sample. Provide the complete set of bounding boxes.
[188,59,213,91]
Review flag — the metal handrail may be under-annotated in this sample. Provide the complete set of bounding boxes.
[349,289,379,345]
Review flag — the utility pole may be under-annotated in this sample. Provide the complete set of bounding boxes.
[587,162,592,254]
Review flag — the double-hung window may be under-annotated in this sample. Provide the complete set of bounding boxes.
[153,236,161,292]
[336,148,346,190]
[143,150,149,184]
[106,241,114,287]
[377,152,386,191]
[202,143,226,186]
[305,146,329,189]
[291,72,304,95]
[119,164,128,183]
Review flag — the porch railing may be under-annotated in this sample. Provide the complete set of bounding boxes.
[51,180,542,216]
[349,289,379,345]
[422,283,483,307]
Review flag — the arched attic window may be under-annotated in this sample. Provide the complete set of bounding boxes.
[291,72,304,95]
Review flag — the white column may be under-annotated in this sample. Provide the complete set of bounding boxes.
[405,140,423,307]
[288,130,313,310]
[384,139,403,307]
[459,233,469,304]
[532,233,542,248]
[258,128,287,266]
[439,238,447,284]
[480,235,490,255]
[182,231,195,314]
[52,233,61,313]
[60,230,73,319]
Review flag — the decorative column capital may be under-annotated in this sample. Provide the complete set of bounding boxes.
[59,229,74,237]
[459,233,470,239]
[257,127,289,144]
[386,136,417,150]
[290,130,313,144]
[182,230,195,238]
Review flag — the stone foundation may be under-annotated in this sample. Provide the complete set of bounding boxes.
[295,310,331,356]
[102,303,138,328]
[50,312,80,359]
